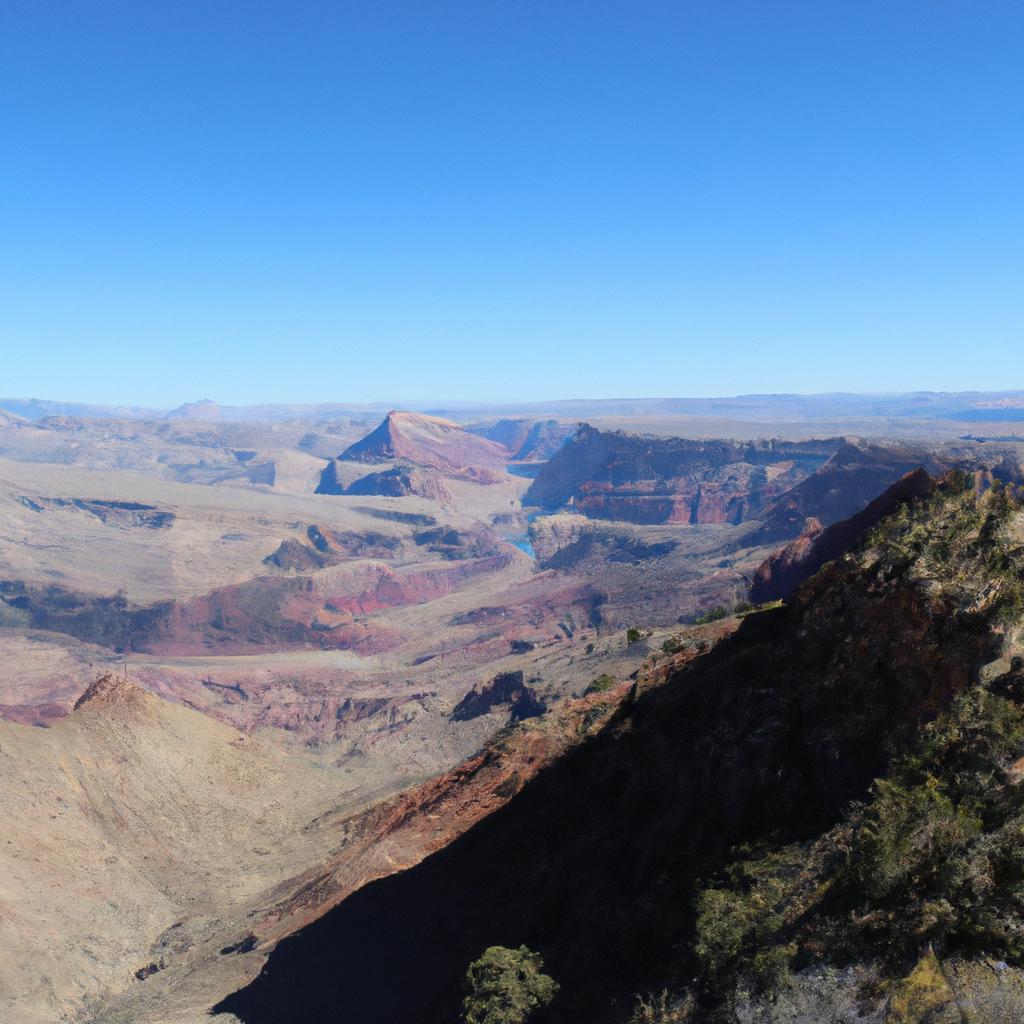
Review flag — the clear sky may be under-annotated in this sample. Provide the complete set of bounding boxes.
[1,1,1022,407]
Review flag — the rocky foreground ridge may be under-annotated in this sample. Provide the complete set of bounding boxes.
[218,473,1024,1023]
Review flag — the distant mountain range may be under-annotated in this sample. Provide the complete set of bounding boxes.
[3,390,1024,424]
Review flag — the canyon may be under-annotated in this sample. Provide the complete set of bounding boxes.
[1,396,1024,1023]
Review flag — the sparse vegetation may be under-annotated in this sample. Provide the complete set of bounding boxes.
[628,989,692,1023]
[841,684,1024,959]
[585,673,617,695]
[461,945,558,1024]
[694,606,727,625]
[689,683,1024,1003]
[673,478,1024,1010]
[694,846,804,993]
[626,627,643,644]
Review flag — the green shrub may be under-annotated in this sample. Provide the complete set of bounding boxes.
[585,673,617,695]
[839,686,1024,957]
[694,847,803,990]
[629,989,692,1023]
[681,480,1024,999]
[694,888,759,966]
[749,942,797,992]
[461,945,558,1024]
[694,606,728,625]
[854,773,982,904]
[626,627,643,644]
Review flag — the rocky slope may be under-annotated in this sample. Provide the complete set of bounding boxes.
[450,669,546,722]
[217,477,1024,1023]
[2,549,518,656]
[0,674,349,1024]
[469,418,578,463]
[263,524,405,571]
[524,427,846,524]
[526,512,770,626]
[338,411,508,482]
[0,654,625,1023]
[750,467,937,602]
[524,426,954,535]
[749,440,950,541]
[317,462,454,501]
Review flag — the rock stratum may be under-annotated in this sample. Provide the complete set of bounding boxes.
[338,411,508,482]
[524,426,950,532]
[750,466,938,602]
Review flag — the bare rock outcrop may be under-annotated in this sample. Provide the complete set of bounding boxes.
[72,672,150,711]
[451,671,546,722]
[264,525,404,571]
[344,465,453,502]
[471,418,578,462]
[524,425,843,525]
[339,411,507,482]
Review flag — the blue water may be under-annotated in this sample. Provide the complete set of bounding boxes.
[509,535,536,558]
[506,463,544,479]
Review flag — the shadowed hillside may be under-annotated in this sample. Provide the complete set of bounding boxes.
[219,476,1024,1023]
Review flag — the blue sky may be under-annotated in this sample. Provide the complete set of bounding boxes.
[1,1,1022,407]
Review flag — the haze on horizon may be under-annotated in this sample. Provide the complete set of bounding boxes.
[2,1,1022,406]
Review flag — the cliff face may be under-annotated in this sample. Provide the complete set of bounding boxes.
[218,479,1022,1024]
[316,458,455,501]
[470,419,577,462]
[523,427,848,525]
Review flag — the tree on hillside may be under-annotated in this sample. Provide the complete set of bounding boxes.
[462,945,559,1024]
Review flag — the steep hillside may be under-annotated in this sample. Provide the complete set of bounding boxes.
[526,513,771,626]
[469,418,577,462]
[751,466,937,602]
[23,619,704,1024]
[0,675,347,1024]
[218,477,1024,1023]
[750,440,950,541]
[339,411,508,482]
